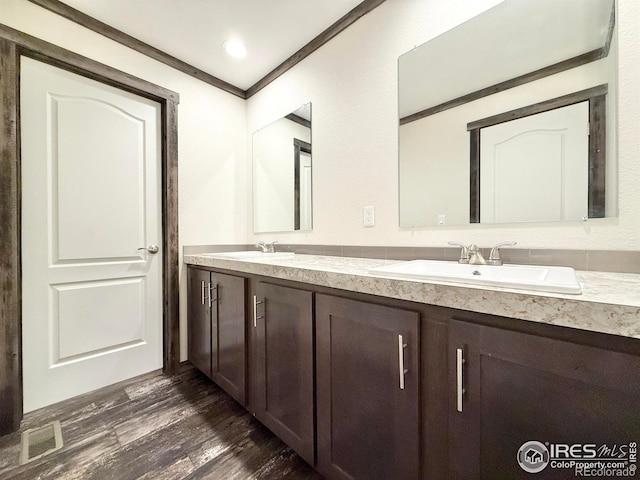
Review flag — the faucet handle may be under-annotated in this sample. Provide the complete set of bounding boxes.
[488,241,517,265]
[448,241,470,264]
[256,240,278,253]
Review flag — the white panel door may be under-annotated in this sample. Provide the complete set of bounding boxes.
[480,102,589,223]
[21,57,163,412]
[299,151,312,231]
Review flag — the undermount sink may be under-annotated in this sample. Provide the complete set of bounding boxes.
[369,260,581,294]
[200,251,295,260]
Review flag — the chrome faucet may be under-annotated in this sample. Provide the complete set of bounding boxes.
[487,241,517,266]
[448,241,470,264]
[448,241,517,266]
[255,241,277,253]
[468,244,487,265]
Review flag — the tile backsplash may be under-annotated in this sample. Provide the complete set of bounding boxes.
[183,244,640,274]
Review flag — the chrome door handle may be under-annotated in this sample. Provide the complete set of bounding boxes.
[456,348,465,412]
[398,335,408,390]
[138,245,159,254]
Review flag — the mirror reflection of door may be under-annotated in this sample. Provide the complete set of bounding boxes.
[253,103,312,233]
[479,102,589,223]
[294,139,312,230]
[300,152,312,231]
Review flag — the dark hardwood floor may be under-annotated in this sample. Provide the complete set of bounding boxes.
[0,365,323,479]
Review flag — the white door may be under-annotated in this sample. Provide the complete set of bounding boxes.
[21,57,163,412]
[299,151,312,230]
[480,101,589,223]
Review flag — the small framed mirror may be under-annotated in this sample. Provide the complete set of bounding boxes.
[253,103,312,233]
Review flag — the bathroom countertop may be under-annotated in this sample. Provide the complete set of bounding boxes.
[184,253,640,340]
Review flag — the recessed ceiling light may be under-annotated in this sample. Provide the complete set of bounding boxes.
[222,39,247,59]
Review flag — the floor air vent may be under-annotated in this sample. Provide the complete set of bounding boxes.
[20,420,64,465]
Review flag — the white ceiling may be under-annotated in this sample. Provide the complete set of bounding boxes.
[61,0,366,91]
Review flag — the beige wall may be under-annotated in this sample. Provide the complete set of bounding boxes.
[247,0,640,251]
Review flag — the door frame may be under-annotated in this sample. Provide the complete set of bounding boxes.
[0,24,181,435]
[293,138,311,230]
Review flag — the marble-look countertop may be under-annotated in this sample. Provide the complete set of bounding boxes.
[184,253,640,340]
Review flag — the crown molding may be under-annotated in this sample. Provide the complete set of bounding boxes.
[27,0,387,99]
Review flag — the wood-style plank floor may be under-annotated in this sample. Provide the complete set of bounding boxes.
[0,366,324,479]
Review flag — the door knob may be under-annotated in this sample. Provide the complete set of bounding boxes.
[138,245,159,254]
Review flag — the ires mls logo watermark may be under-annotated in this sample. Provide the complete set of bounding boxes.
[518,441,550,473]
[518,441,637,477]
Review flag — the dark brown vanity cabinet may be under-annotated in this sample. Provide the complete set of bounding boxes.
[448,318,640,480]
[252,282,315,466]
[316,294,421,480]
[187,264,640,480]
[187,267,247,405]
[188,267,213,378]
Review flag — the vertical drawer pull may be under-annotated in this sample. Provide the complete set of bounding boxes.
[398,335,408,390]
[253,295,264,328]
[201,280,206,305]
[457,348,465,412]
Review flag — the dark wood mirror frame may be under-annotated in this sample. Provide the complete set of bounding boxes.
[0,24,180,436]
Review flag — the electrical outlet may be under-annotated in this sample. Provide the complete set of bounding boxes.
[363,205,375,227]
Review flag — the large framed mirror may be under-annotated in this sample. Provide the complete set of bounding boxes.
[253,103,312,233]
[398,0,617,228]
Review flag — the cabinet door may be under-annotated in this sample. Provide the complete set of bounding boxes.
[211,272,246,405]
[253,282,315,465]
[187,267,212,378]
[450,319,640,480]
[316,294,420,480]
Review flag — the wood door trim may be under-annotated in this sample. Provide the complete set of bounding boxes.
[0,38,21,435]
[466,84,608,131]
[0,24,178,103]
[0,30,180,435]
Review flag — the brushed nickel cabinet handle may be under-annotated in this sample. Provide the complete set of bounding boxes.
[457,348,465,412]
[200,281,205,305]
[398,335,408,390]
[253,295,264,328]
